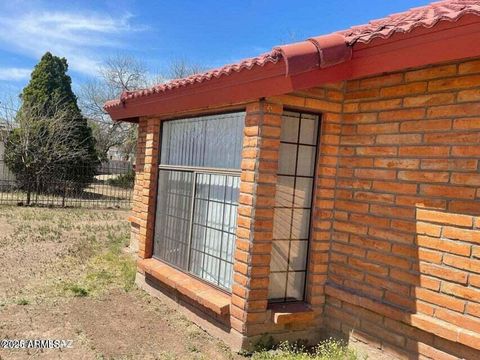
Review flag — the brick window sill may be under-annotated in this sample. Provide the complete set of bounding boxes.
[138,258,230,316]
[268,302,315,325]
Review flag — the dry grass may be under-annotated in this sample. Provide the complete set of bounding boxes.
[0,206,240,360]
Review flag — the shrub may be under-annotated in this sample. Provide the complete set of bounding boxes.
[252,339,360,360]
[106,169,135,189]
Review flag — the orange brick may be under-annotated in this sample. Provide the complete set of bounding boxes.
[419,262,468,284]
[372,181,417,194]
[340,135,375,145]
[403,93,455,107]
[356,146,398,156]
[416,209,473,227]
[458,89,480,102]
[466,302,480,317]
[373,158,419,169]
[343,112,377,123]
[421,159,478,171]
[451,173,480,187]
[416,221,442,237]
[452,145,480,157]
[378,108,425,122]
[398,170,449,183]
[420,184,476,199]
[353,191,394,204]
[348,257,389,276]
[338,157,373,168]
[354,168,396,180]
[428,74,480,91]
[399,146,450,157]
[370,204,415,219]
[344,88,380,100]
[405,64,457,81]
[417,234,471,256]
[350,234,391,251]
[351,213,390,228]
[395,195,446,209]
[415,287,466,312]
[380,82,427,97]
[400,118,452,132]
[443,226,480,244]
[441,282,480,302]
[459,59,480,74]
[376,133,422,144]
[424,131,480,144]
[418,243,444,263]
[366,250,410,269]
[391,219,416,233]
[333,221,367,235]
[357,122,399,134]
[436,308,480,334]
[359,73,404,89]
[335,200,369,213]
[443,253,480,273]
[453,117,480,130]
[449,200,480,214]
[360,99,403,112]
[427,103,480,118]
[369,227,414,244]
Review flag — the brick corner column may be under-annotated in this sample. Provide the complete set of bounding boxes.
[131,116,161,261]
[307,111,341,315]
[230,100,283,340]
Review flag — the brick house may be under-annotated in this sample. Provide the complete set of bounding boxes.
[105,1,480,358]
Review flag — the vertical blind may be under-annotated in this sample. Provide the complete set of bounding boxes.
[160,113,244,169]
[154,112,245,290]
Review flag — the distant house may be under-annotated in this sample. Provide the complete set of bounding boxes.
[106,145,134,163]
[105,1,480,358]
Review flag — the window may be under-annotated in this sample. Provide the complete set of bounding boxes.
[268,111,319,302]
[153,112,245,291]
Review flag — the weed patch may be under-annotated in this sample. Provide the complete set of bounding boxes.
[252,339,362,360]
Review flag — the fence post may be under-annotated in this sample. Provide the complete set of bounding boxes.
[62,169,67,207]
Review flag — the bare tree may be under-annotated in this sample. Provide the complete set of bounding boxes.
[79,55,149,161]
[4,101,96,204]
[101,54,149,92]
[0,96,20,132]
[163,58,206,80]
[79,54,205,162]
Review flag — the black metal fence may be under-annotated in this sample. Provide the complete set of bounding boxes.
[0,160,133,209]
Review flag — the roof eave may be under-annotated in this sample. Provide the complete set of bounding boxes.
[105,13,480,122]
[106,60,292,121]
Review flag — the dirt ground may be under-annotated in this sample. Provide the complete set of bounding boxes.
[0,206,243,360]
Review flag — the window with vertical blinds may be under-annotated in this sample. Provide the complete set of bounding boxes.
[153,112,245,291]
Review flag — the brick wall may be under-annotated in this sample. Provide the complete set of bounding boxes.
[129,58,480,358]
[130,117,160,260]
[325,58,480,358]
[229,90,345,346]
[230,101,283,340]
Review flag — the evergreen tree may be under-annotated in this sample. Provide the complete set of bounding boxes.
[5,52,98,202]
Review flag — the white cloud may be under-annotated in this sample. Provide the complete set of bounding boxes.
[0,9,145,76]
[0,67,31,81]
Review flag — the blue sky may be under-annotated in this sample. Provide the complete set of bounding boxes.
[0,0,433,101]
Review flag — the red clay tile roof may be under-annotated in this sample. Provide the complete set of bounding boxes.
[340,0,480,45]
[104,0,480,111]
[104,50,283,109]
